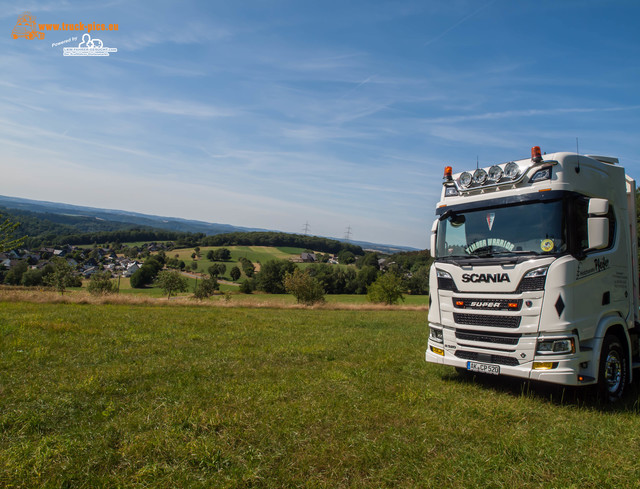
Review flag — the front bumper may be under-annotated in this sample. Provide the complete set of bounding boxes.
[425,338,596,386]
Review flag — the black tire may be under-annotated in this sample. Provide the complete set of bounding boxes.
[597,334,628,403]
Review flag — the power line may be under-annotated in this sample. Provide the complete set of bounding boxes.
[302,221,310,235]
[344,225,352,241]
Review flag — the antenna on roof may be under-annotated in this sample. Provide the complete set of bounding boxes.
[476,156,479,170]
[575,137,581,174]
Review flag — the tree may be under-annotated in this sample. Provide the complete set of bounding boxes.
[0,213,25,252]
[230,266,241,281]
[404,265,430,295]
[4,260,28,285]
[255,259,296,294]
[239,257,255,277]
[239,278,255,294]
[206,249,215,261]
[87,271,117,295]
[356,252,380,270]
[21,268,44,287]
[193,277,219,299]
[208,263,226,278]
[284,268,325,305]
[356,265,379,294]
[44,257,77,295]
[214,248,232,261]
[337,250,355,265]
[155,270,189,299]
[130,266,155,288]
[367,273,405,305]
[190,261,198,271]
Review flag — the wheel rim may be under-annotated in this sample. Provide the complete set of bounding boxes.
[605,351,622,394]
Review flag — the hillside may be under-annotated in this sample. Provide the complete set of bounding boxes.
[0,194,419,253]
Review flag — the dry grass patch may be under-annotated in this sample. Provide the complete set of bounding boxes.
[0,286,427,311]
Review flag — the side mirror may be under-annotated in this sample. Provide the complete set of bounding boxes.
[430,219,438,256]
[588,198,608,215]
[587,218,608,250]
[587,198,609,250]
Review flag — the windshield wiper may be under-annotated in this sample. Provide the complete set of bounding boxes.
[491,250,541,256]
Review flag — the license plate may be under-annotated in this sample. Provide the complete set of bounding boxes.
[467,361,500,375]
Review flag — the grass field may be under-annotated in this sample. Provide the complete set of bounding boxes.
[1,301,639,488]
[170,246,308,275]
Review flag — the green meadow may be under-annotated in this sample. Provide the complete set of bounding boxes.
[1,301,639,488]
[170,245,307,273]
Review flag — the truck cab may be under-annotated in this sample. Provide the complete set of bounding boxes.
[425,147,639,401]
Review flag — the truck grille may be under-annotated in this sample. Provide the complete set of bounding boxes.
[453,313,521,329]
[455,329,521,345]
[455,350,520,366]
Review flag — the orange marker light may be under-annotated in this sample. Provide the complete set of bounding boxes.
[444,166,453,180]
[508,302,519,309]
[531,146,542,162]
[455,300,464,307]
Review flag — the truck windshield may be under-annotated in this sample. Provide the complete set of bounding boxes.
[436,199,567,259]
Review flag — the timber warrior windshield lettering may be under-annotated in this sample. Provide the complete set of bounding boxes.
[461,273,511,283]
[465,239,516,254]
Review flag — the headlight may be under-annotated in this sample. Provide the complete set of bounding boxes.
[504,161,520,180]
[488,165,503,182]
[444,185,459,197]
[436,269,457,292]
[429,328,443,343]
[436,269,453,279]
[530,167,552,183]
[459,172,472,188]
[472,168,487,185]
[524,267,548,279]
[536,338,575,355]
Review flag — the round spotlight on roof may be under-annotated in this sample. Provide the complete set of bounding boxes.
[472,168,488,185]
[459,172,472,188]
[488,165,503,182]
[504,162,520,180]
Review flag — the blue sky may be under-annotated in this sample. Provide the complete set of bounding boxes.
[2,1,639,249]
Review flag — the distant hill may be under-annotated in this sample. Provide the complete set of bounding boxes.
[0,195,262,236]
[0,194,419,253]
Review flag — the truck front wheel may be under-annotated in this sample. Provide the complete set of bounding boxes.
[597,334,628,403]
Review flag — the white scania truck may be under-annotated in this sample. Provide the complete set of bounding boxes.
[425,146,639,401]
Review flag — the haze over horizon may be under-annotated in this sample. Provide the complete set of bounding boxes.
[2,1,639,249]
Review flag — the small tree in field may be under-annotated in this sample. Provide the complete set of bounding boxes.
[44,257,77,295]
[284,268,325,305]
[208,263,226,278]
[87,271,117,295]
[239,279,255,294]
[230,266,241,281]
[193,277,219,300]
[156,270,189,299]
[367,273,405,305]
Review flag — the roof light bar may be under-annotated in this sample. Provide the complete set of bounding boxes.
[444,146,556,193]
